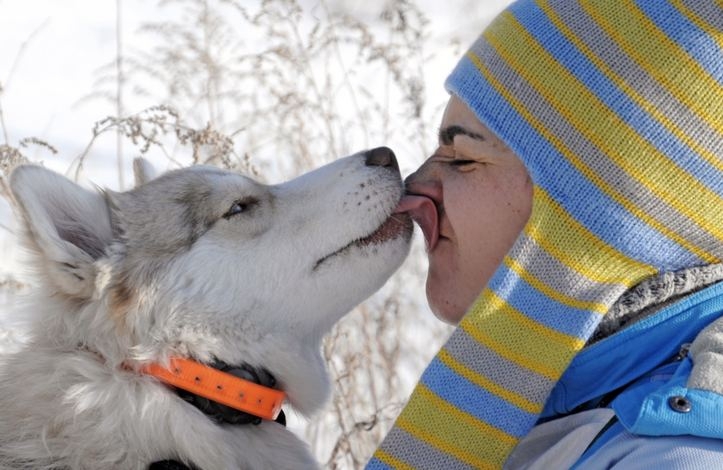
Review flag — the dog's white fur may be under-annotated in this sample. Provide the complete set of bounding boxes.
[0,152,412,469]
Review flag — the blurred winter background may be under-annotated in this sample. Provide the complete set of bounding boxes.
[0,0,512,467]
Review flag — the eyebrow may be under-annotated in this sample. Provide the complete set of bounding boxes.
[438,125,486,146]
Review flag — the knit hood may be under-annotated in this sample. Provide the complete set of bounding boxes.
[370,1,723,468]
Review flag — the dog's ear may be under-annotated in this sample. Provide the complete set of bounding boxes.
[9,165,113,299]
[132,157,158,187]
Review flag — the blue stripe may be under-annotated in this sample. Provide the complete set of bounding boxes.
[365,457,392,470]
[447,58,701,270]
[637,0,723,85]
[488,264,602,339]
[510,1,723,199]
[421,357,535,438]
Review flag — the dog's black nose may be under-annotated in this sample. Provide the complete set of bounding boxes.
[365,147,399,171]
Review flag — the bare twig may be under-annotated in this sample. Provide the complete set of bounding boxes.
[0,83,9,145]
[4,19,49,92]
[0,221,13,234]
[69,106,258,182]
[19,137,57,155]
[116,0,125,189]
[0,144,28,176]
[319,0,370,147]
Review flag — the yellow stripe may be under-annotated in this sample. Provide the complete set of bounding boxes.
[671,0,723,53]
[438,349,542,414]
[524,220,629,286]
[462,289,585,379]
[485,12,723,254]
[400,384,516,468]
[540,0,723,177]
[528,187,656,285]
[583,0,723,135]
[475,290,586,354]
[504,256,608,314]
[373,449,416,470]
[396,418,498,470]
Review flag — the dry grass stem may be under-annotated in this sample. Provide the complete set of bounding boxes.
[0,83,8,145]
[70,105,259,181]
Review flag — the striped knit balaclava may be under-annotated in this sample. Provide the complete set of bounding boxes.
[370,1,723,468]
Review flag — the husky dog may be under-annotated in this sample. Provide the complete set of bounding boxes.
[0,148,412,469]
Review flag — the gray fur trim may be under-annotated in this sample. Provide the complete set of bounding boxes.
[587,264,723,345]
[689,319,723,393]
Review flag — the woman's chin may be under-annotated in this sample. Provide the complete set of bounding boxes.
[426,282,467,325]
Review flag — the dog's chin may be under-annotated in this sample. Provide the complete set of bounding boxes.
[312,213,413,271]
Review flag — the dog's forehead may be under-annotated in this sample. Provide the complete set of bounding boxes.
[111,166,262,254]
[163,165,250,187]
[140,166,257,203]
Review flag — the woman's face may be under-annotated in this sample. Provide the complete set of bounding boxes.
[402,96,532,324]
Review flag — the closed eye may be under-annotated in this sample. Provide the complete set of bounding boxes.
[223,197,259,219]
[449,159,477,166]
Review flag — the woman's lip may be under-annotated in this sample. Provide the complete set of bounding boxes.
[394,194,440,251]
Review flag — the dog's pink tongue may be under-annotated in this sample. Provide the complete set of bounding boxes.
[395,195,439,250]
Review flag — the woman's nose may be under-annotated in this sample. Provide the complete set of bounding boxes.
[404,161,442,198]
[404,174,443,203]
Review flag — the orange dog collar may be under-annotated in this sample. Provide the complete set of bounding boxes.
[141,357,285,421]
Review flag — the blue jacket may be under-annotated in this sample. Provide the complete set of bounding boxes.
[507,281,723,469]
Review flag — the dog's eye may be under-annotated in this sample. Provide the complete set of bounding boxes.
[223,197,259,219]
